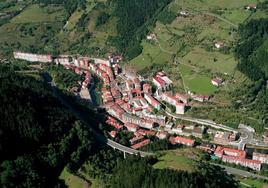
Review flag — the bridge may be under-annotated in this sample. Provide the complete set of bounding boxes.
[107,139,153,158]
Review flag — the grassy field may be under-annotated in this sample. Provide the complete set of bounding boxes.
[129,40,172,71]
[238,177,267,188]
[11,4,66,23]
[60,168,90,188]
[153,148,200,172]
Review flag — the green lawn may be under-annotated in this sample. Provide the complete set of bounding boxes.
[179,64,217,94]
[11,4,66,23]
[153,149,198,172]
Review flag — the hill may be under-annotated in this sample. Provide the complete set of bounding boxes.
[0,64,98,187]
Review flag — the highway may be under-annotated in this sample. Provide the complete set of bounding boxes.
[45,73,153,158]
[213,163,268,181]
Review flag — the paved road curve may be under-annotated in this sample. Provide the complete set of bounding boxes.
[213,163,268,181]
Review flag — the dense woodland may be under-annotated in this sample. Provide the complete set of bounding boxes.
[234,18,268,127]
[109,0,171,59]
[110,156,238,188]
[0,64,98,187]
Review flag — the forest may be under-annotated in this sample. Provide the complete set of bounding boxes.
[110,0,171,59]
[233,18,268,127]
[110,156,238,188]
[0,64,98,187]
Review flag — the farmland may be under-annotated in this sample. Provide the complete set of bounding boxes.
[128,0,267,96]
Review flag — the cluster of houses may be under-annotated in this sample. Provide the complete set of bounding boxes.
[13,51,268,171]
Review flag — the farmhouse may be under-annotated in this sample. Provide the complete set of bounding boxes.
[214,41,225,49]
[211,78,222,87]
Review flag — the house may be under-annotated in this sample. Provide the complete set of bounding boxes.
[109,131,117,138]
[146,33,157,40]
[211,78,222,87]
[179,10,188,16]
[214,41,225,49]
[171,124,184,134]
[192,94,209,102]
[174,136,195,147]
[253,152,268,164]
[144,93,161,110]
[131,139,151,150]
[156,131,169,139]
[246,3,257,10]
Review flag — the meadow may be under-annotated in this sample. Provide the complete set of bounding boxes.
[153,148,200,172]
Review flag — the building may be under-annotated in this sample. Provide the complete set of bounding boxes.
[109,131,117,138]
[214,146,246,159]
[197,143,215,153]
[175,93,190,104]
[246,3,257,10]
[143,83,152,94]
[130,135,144,145]
[174,136,195,147]
[191,94,209,102]
[122,113,141,125]
[214,131,237,145]
[124,123,139,132]
[144,93,161,110]
[14,51,52,63]
[192,126,204,138]
[153,72,173,91]
[162,92,185,114]
[146,33,157,40]
[222,155,261,171]
[156,131,169,139]
[211,78,222,87]
[253,152,268,164]
[131,139,151,150]
[214,41,225,49]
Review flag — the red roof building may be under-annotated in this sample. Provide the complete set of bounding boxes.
[131,139,151,150]
[174,136,195,147]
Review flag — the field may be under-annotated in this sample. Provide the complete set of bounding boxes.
[153,148,200,172]
[59,167,104,188]
[128,0,267,96]
[238,177,267,188]
[11,4,66,23]
[60,168,90,188]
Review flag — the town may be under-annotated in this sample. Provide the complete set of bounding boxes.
[13,51,268,172]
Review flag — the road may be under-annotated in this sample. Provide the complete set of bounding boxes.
[45,73,153,157]
[213,163,268,181]
[165,111,237,132]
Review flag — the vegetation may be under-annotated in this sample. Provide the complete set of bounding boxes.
[233,18,268,128]
[0,64,98,187]
[110,0,171,59]
[110,156,238,188]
